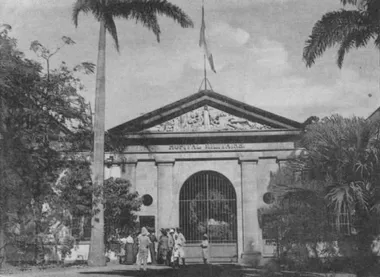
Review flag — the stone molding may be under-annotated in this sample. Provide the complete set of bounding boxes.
[124,158,138,165]
[108,90,303,134]
[238,157,259,164]
[155,158,175,166]
[276,158,290,167]
[239,159,258,164]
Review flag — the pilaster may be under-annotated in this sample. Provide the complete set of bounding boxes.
[120,157,137,193]
[239,158,260,264]
[156,158,175,231]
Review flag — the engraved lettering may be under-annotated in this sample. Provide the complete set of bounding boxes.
[167,144,245,151]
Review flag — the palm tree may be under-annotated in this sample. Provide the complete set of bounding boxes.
[72,0,193,266]
[272,115,380,273]
[303,0,380,68]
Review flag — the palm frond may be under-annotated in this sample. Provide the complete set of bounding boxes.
[341,0,366,8]
[73,62,96,74]
[73,0,193,51]
[111,0,193,27]
[303,10,368,67]
[371,202,380,214]
[72,0,91,27]
[374,33,380,48]
[107,0,193,40]
[337,25,376,67]
[72,0,104,27]
[140,12,161,42]
[326,184,354,214]
[350,181,369,212]
[103,14,120,51]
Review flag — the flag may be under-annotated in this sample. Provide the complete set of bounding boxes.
[199,5,216,73]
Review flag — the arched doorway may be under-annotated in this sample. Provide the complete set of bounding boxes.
[179,171,237,262]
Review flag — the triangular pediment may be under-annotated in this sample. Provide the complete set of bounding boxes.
[147,106,273,132]
[109,90,302,134]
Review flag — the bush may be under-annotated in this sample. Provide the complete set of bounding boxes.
[58,235,75,263]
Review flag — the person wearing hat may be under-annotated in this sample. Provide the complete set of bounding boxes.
[174,227,186,267]
[157,228,169,265]
[147,227,157,265]
[136,227,151,271]
[200,234,209,264]
[168,229,175,266]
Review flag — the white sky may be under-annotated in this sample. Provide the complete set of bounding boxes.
[1,0,379,129]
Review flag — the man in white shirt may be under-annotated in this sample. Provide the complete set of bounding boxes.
[175,227,186,267]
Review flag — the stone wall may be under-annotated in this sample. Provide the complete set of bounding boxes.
[104,141,302,264]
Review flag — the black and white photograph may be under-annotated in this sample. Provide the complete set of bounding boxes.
[1,0,380,276]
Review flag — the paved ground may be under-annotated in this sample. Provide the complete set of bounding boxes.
[0,263,260,277]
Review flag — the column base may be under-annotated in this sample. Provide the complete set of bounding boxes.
[240,251,261,267]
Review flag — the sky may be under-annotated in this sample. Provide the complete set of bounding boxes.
[1,0,379,129]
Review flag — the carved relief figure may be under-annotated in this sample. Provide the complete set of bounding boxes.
[147,106,272,132]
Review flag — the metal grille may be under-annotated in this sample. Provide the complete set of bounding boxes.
[179,171,237,244]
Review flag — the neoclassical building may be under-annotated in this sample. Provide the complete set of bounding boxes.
[104,90,304,264]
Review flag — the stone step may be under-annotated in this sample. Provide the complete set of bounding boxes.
[242,274,261,277]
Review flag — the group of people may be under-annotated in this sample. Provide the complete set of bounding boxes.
[120,227,192,271]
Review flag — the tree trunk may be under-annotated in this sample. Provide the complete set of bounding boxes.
[0,94,6,266]
[0,203,5,268]
[87,19,106,267]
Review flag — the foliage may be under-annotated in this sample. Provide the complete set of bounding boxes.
[263,167,341,271]
[57,169,142,250]
[303,0,380,68]
[300,115,380,227]
[265,115,380,274]
[30,37,95,81]
[72,0,193,265]
[72,0,194,52]
[0,30,93,264]
[103,177,141,248]
[58,235,75,263]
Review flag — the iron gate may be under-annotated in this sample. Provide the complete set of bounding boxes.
[179,171,237,245]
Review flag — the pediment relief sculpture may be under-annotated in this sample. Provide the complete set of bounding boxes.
[147,106,273,132]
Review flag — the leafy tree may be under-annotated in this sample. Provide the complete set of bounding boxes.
[303,0,380,68]
[0,30,93,265]
[263,167,341,272]
[266,115,380,274]
[30,37,95,82]
[103,178,141,246]
[72,0,193,266]
[57,169,141,251]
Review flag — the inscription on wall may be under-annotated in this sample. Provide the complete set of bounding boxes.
[128,143,246,152]
[125,142,295,153]
[168,144,245,151]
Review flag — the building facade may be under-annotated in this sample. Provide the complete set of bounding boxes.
[104,90,303,264]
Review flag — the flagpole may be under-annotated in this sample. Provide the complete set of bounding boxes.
[204,54,207,90]
[203,0,207,91]
[199,0,215,91]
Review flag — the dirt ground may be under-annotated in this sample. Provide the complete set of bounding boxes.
[0,263,257,277]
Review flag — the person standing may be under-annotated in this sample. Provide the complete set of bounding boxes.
[124,233,135,265]
[173,228,186,267]
[157,228,169,265]
[119,234,127,264]
[168,229,175,266]
[200,234,209,264]
[147,228,157,265]
[137,227,151,271]
[175,227,186,267]
[132,232,139,264]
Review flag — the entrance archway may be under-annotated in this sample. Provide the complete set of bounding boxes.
[179,171,237,262]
